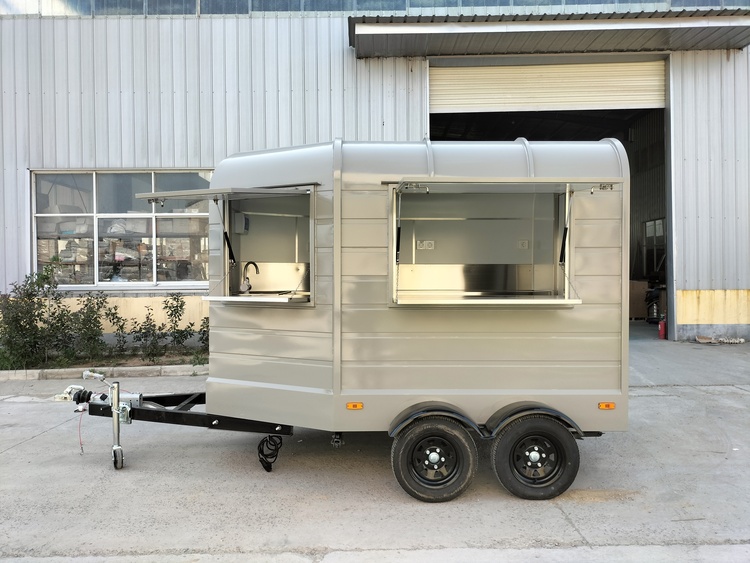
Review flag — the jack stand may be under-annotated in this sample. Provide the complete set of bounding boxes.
[111,381,124,469]
[331,432,344,448]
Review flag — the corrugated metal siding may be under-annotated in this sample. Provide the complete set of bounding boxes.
[671,49,750,291]
[430,61,666,113]
[0,15,428,290]
[1,20,32,284]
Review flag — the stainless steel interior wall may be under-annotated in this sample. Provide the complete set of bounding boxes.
[0,15,428,290]
[670,49,750,291]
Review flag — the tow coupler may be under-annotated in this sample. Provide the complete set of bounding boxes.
[56,371,293,471]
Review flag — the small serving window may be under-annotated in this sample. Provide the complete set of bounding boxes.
[136,184,314,303]
[393,182,579,306]
[225,191,312,303]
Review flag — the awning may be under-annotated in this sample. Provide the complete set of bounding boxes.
[134,184,316,204]
[348,10,750,58]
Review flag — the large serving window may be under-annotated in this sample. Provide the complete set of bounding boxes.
[392,182,581,306]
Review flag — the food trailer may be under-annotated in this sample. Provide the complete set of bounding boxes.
[63,138,629,503]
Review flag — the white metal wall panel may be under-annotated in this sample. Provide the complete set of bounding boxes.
[430,61,666,113]
[671,49,750,291]
[1,20,32,286]
[0,15,428,290]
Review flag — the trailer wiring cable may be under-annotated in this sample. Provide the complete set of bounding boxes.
[78,409,85,455]
[257,435,283,472]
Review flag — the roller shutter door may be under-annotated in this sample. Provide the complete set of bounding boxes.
[430,61,666,113]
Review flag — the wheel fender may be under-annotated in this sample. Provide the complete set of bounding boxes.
[388,401,482,438]
[486,402,584,439]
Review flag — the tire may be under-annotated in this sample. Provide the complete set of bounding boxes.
[113,447,124,470]
[491,415,579,500]
[391,416,477,503]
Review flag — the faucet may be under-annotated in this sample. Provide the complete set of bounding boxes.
[240,261,260,293]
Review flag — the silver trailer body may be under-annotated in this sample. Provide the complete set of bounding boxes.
[193,139,629,438]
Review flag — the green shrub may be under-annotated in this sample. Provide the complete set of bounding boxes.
[104,305,129,356]
[130,306,166,363]
[163,293,195,351]
[191,316,210,365]
[0,269,209,368]
[0,267,62,369]
[71,292,116,361]
[197,316,209,352]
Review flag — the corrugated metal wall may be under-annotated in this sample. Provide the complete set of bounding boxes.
[671,49,750,292]
[0,15,428,290]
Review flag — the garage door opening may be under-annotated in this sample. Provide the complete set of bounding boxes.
[431,107,667,320]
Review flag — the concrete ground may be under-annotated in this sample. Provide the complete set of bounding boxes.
[1,322,749,562]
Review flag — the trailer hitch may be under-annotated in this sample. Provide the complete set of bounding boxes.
[57,371,294,472]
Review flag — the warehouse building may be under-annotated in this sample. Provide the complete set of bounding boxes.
[1,1,749,339]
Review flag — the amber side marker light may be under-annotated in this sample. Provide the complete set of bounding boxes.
[346,402,364,410]
[598,402,616,410]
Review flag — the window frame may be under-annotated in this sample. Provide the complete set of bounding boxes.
[389,181,582,307]
[134,183,317,305]
[33,170,211,291]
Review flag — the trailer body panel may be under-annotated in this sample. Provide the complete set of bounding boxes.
[199,139,628,435]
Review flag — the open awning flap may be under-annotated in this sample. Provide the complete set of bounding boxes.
[135,184,318,202]
[349,10,750,58]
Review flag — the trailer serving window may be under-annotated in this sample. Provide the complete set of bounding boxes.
[392,182,582,306]
[138,184,314,304]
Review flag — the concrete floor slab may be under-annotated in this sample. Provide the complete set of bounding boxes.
[1,324,749,561]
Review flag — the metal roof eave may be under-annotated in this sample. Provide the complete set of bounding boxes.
[348,10,750,58]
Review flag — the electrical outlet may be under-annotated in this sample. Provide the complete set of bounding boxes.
[417,240,435,250]
[416,241,425,250]
[518,239,529,250]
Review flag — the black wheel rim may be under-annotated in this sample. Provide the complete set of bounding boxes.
[510,434,563,486]
[410,436,460,487]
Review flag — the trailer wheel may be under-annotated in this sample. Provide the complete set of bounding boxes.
[113,447,124,470]
[491,415,579,500]
[391,416,477,503]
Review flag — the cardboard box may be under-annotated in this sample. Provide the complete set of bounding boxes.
[629,280,649,319]
[37,239,57,262]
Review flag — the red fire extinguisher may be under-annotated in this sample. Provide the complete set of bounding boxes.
[658,318,666,340]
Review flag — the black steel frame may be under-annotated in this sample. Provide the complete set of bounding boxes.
[88,392,294,436]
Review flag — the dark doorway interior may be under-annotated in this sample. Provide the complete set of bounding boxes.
[430,109,652,143]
